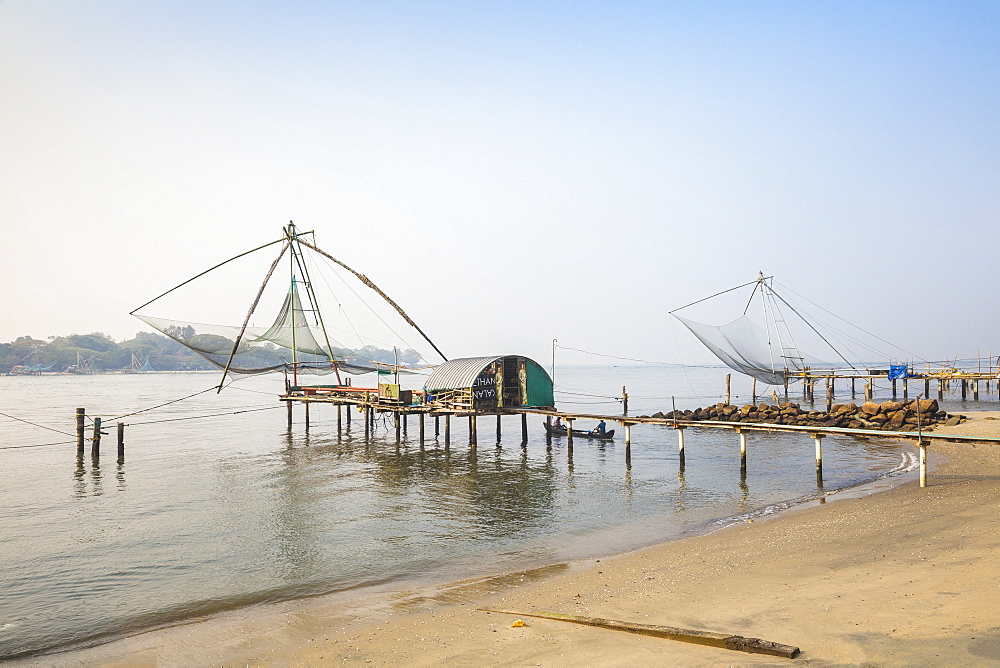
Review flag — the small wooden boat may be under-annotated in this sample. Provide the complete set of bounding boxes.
[542,421,615,440]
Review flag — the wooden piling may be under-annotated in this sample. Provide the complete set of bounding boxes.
[521,412,528,443]
[919,438,928,487]
[76,408,86,453]
[364,406,370,439]
[925,378,930,397]
[892,378,897,400]
[622,386,628,416]
[286,401,292,428]
[435,415,440,438]
[783,376,788,399]
[851,377,856,398]
[347,402,352,428]
[394,412,401,442]
[825,379,833,413]
[938,378,944,400]
[117,422,125,458]
[677,427,685,470]
[419,413,425,443]
[903,378,908,401]
[962,379,967,401]
[403,412,408,436]
[91,417,102,457]
[469,415,477,446]
[752,378,757,403]
[337,404,342,433]
[445,414,451,444]
[496,414,502,442]
[725,374,731,405]
[813,433,823,475]
[737,428,746,469]
[304,402,310,429]
[566,418,574,449]
[974,379,980,401]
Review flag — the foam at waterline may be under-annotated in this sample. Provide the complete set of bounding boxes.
[706,449,919,532]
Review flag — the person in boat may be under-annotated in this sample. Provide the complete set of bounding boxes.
[592,420,607,435]
[553,416,563,431]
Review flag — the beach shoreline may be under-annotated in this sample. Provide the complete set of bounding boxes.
[23,413,1000,666]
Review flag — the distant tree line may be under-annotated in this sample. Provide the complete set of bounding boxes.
[0,332,423,374]
[0,332,215,374]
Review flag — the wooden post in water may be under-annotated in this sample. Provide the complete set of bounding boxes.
[469,415,477,446]
[752,378,757,404]
[974,379,980,401]
[677,427,685,471]
[892,378,897,400]
[496,415,502,442]
[825,378,833,412]
[435,415,440,438]
[337,404,342,433]
[903,378,908,401]
[445,414,451,444]
[864,381,872,404]
[566,418,574,450]
[117,422,125,458]
[91,417,102,457]
[813,433,824,477]
[725,374,731,405]
[364,406,370,440]
[521,413,528,444]
[938,378,944,400]
[961,379,968,401]
[624,423,632,447]
[622,386,628,416]
[737,428,746,470]
[403,412,408,437]
[419,413,425,444]
[76,408,86,453]
[286,401,292,428]
[304,402,310,429]
[851,377,856,398]
[783,376,788,400]
[394,411,401,442]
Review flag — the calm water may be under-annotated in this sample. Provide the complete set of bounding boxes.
[2,365,976,659]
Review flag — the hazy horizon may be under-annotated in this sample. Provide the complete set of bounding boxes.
[2,1,997,368]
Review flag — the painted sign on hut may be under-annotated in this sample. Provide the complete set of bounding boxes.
[424,356,554,410]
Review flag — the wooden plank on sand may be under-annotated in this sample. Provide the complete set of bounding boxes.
[477,609,800,659]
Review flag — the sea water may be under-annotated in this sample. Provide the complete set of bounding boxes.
[0,365,975,660]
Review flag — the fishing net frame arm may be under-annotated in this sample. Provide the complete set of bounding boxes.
[297,237,449,362]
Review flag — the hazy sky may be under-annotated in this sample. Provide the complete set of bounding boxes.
[1,1,997,367]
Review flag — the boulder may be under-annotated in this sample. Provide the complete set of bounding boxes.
[917,398,939,414]
[860,401,881,415]
[880,401,903,413]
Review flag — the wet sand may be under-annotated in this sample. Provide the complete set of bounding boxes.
[32,413,1000,666]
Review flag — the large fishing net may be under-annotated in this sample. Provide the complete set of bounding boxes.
[132,226,445,378]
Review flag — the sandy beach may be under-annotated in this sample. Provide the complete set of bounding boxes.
[31,413,1000,666]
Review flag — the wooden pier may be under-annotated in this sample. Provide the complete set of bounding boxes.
[282,384,1000,489]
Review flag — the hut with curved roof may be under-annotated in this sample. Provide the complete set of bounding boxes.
[424,355,554,411]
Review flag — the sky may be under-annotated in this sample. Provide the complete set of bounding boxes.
[1,1,998,368]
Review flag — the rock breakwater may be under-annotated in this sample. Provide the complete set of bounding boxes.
[643,399,965,431]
